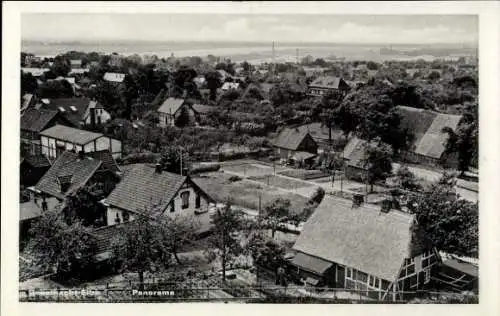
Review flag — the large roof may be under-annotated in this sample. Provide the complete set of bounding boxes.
[86,150,121,174]
[273,127,312,151]
[293,196,416,282]
[22,154,51,168]
[106,164,187,214]
[157,98,185,115]
[38,98,92,126]
[21,108,59,132]
[40,125,103,145]
[35,151,102,199]
[309,76,344,89]
[397,106,462,159]
[343,137,368,168]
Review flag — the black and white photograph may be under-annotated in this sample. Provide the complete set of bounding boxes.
[3,1,500,310]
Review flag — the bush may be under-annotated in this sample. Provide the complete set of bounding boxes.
[309,187,325,205]
[118,152,160,165]
[189,163,221,175]
[228,175,243,182]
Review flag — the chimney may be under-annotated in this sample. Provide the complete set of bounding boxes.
[380,199,392,213]
[57,175,73,193]
[352,193,364,208]
[155,163,162,174]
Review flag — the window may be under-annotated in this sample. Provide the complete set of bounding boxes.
[369,276,376,287]
[346,268,352,278]
[181,191,190,209]
[406,263,415,275]
[195,194,201,209]
[357,271,368,283]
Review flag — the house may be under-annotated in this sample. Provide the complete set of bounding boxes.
[193,75,206,89]
[34,151,120,201]
[103,72,126,83]
[291,195,439,301]
[307,76,350,97]
[21,68,50,77]
[68,68,90,75]
[342,137,368,181]
[21,108,76,156]
[39,125,122,160]
[157,98,195,128]
[70,59,82,69]
[103,164,215,229]
[397,106,462,168]
[192,104,217,123]
[36,98,110,127]
[221,82,240,92]
[296,123,346,149]
[20,155,51,187]
[272,127,318,163]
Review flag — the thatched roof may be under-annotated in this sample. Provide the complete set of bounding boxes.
[293,196,416,282]
[397,106,462,159]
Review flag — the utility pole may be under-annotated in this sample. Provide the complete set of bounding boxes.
[180,147,183,176]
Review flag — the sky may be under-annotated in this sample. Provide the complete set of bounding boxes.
[22,14,478,45]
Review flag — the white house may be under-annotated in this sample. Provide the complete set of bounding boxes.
[39,125,122,160]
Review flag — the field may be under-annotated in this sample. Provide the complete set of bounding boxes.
[222,163,286,178]
[193,172,309,214]
[248,175,314,190]
[278,169,330,180]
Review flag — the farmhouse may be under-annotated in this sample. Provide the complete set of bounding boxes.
[296,123,345,149]
[342,137,368,181]
[36,98,111,127]
[34,151,120,201]
[21,108,76,156]
[307,76,350,97]
[397,106,462,168]
[103,164,215,228]
[39,125,122,160]
[272,127,318,164]
[157,98,196,128]
[291,196,439,301]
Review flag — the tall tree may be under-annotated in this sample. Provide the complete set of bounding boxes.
[27,210,98,278]
[159,215,200,265]
[261,198,292,239]
[205,70,222,102]
[206,203,244,282]
[442,119,477,174]
[111,209,173,290]
[406,173,478,257]
[363,140,393,193]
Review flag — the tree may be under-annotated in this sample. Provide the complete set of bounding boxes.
[158,215,200,265]
[246,233,286,283]
[37,80,74,99]
[51,55,71,77]
[363,140,393,193]
[395,166,422,192]
[205,70,222,102]
[21,71,38,95]
[64,187,107,228]
[319,90,345,144]
[206,203,244,282]
[261,198,292,239]
[27,210,98,278]
[159,146,186,174]
[111,209,174,290]
[442,122,477,174]
[406,173,478,257]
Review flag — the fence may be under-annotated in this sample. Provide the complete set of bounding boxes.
[19,283,479,303]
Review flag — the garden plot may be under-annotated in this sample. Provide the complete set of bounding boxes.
[248,175,315,191]
[193,172,309,214]
[222,163,282,178]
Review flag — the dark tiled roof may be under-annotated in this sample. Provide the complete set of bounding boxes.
[39,98,92,126]
[40,125,103,145]
[23,155,51,168]
[21,109,59,132]
[35,151,102,199]
[87,150,121,173]
[273,127,311,151]
[293,196,416,282]
[157,98,185,115]
[106,164,187,214]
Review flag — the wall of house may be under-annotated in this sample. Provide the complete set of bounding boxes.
[110,139,122,159]
[106,181,210,227]
[158,112,175,128]
[297,135,319,154]
[396,250,438,292]
[41,136,57,159]
[343,266,391,300]
[345,165,364,182]
[275,147,293,159]
[85,108,112,125]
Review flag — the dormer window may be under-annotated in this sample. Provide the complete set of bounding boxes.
[57,174,72,192]
[70,106,77,112]
[58,107,66,113]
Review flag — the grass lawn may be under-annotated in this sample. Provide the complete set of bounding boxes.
[222,163,280,178]
[248,175,314,190]
[193,172,309,214]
